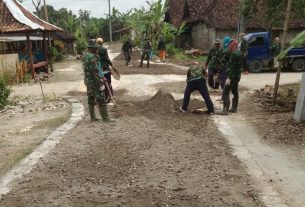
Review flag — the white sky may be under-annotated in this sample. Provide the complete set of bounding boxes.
[21,0,153,18]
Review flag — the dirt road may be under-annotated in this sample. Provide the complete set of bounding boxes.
[0,44,267,206]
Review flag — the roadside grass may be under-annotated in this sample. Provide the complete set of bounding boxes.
[0,104,72,177]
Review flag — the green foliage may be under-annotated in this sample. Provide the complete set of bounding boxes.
[166,43,181,56]
[76,38,88,54]
[278,30,305,60]
[0,78,12,109]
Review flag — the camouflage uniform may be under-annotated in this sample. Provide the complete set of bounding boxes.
[122,38,133,66]
[140,39,152,68]
[181,65,214,113]
[83,50,112,122]
[206,46,223,89]
[221,50,243,114]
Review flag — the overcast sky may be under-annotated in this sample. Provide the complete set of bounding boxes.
[21,0,153,18]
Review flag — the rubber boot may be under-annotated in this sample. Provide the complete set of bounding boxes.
[217,97,230,115]
[99,104,115,122]
[229,97,239,113]
[89,104,99,121]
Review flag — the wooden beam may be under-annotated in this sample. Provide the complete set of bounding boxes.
[26,33,34,79]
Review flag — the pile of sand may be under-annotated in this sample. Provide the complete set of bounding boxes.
[142,90,178,115]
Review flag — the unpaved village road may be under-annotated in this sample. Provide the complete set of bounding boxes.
[0,43,302,207]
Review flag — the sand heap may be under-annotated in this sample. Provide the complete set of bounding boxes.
[143,90,177,115]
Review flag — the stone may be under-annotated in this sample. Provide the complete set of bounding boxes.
[294,73,305,123]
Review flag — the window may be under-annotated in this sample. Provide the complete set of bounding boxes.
[248,36,265,47]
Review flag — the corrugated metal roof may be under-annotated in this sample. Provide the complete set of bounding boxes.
[0,0,62,33]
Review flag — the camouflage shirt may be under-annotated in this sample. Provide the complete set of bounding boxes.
[83,52,100,89]
[206,47,223,70]
[187,66,204,81]
[226,50,243,81]
[97,46,113,69]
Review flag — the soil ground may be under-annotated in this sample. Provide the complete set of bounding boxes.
[0,42,275,206]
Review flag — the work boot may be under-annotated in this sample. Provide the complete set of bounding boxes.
[89,104,99,121]
[99,104,115,122]
[229,97,239,113]
[216,98,230,115]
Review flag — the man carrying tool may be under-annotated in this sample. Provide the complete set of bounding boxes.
[96,37,115,104]
[206,39,223,89]
[217,39,243,115]
[180,61,214,114]
[83,43,114,122]
[122,37,133,66]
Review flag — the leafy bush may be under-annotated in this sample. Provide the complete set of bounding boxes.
[76,38,88,54]
[0,78,12,109]
[166,43,182,56]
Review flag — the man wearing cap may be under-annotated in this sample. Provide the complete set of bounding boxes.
[218,39,243,115]
[180,62,214,114]
[206,39,223,89]
[96,37,115,103]
[83,43,113,122]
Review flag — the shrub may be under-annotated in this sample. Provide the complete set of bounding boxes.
[76,39,88,54]
[166,43,181,56]
[0,78,12,109]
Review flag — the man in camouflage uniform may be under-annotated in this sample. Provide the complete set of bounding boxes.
[218,40,243,115]
[206,39,223,89]
[180,62,214,114]
[272,37,281,68]
[83,44,113,122]
[239,33,248,73]
[122,37,133,66]
[140,37,152,68]
[96,38,115,103]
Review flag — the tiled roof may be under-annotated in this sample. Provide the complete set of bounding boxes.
[168,0,305,29]
[0,0,62,33]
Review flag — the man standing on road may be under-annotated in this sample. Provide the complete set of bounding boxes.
[180,62,214,114]
[239,33,249,73]
[83,44,113,122]
[140,37,152,68]
[96,37,115,104]
[157,36,166,62]
[206,39,223,89]
[217,40,243,115]
[122,37,133,66]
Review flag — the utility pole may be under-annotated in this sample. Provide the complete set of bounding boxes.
[43,0,49,22]
[239,0,246,34]
[108,0,112,42]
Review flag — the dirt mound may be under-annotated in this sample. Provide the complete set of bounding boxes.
[142,90,178,115]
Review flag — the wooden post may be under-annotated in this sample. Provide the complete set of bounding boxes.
[26,33,34,79]
[43,32,49,73]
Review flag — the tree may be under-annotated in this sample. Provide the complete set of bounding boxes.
[32,0,43,18]
[273,0,293,104]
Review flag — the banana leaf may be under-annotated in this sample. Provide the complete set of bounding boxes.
[277,30,305,60]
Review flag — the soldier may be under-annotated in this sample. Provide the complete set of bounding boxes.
[96,37,115,104]
[272,37,281,68]
[83,43,114,122]
[180,61,214,114]
[239,32,249,73]
[122,37,133,66]
[140,37,152,68]
[218,39,243,115]
[206,39,223,89]
[157,36,166,62]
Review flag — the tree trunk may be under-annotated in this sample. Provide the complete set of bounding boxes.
[239,0,246,33]
[273,0,293,105]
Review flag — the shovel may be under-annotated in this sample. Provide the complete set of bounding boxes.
[104,81,116,106]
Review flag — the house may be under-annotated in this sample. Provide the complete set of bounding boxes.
[52,31,76,55]
[166,0,305,50]
[0,0,62,79]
